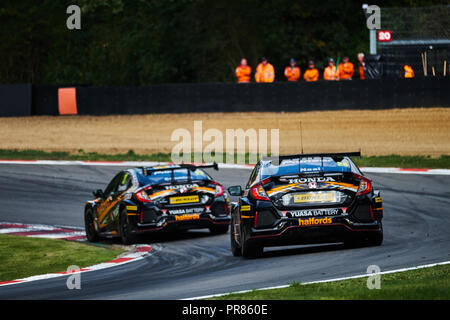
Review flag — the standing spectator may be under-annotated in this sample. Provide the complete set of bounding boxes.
[324,58,339,81]
[403,65,415,78]
[338,56,354,80]
[255,57,275,83]
[303,60,319,82]
[357,53,365,79]
[235,58,252,83]
[284,58,300,81]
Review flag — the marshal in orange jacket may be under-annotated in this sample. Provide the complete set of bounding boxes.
[404,65,414,78]
[235,65,252,83]
[284,66,300,81]
[303,68,319,82]
[255,63,275,83]
[324,66,339,81]
[337,62,354,80]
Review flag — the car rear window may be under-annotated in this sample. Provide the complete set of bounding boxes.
[138,168,211,185]
[261,157,359,179]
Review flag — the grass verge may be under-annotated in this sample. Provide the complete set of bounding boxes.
[0,234,124,282]
[212,264,450,300]
[0,149,450,168]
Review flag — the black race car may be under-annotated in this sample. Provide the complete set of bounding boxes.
[84,163,230,244]
[228,152,383,258]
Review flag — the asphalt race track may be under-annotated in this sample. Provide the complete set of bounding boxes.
[0,164,449,299]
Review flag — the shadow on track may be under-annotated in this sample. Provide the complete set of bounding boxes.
[259,242,347,259]
[95,229,218,246]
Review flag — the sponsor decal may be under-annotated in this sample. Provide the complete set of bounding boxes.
[175,214,200,221]
[342,207,348,215]
[153,170,171,175]
[285,177,336,184]
[169,207,204,215]
[126,205,138,211]
[241,205,251,211]
[298,217,332,226]
[165,184,199,190]
[290,208,339,217]
[375,197,382,203]
[293,192,336,203]
[169,195,199,204]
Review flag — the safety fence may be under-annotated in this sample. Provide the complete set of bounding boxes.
[0,78,449,117]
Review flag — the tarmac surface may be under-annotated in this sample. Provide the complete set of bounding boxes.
[0,164,449,299]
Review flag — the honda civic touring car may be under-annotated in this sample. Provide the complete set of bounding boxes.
[228,152,383,258]
[84,163,230,244]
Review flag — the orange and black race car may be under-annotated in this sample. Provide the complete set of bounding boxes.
[228,152,383,258]
[84,163,230,244]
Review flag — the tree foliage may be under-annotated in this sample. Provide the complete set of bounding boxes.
[0,0,445,85]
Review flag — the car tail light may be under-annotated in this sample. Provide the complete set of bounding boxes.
[211,181,224,197]
[250,183,270,201]
[356,177,372,195]
[135,188,152,203]
[215,184,224,197]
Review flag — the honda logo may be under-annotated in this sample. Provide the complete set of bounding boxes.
[308,182,318,189]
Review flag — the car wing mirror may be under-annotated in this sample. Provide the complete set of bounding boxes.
[227,185,242,196]
[93,189,104,198]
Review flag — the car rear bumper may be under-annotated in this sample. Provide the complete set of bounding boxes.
[247,218,382,247]
[134,213,230,233]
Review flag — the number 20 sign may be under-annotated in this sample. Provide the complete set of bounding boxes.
[378,30,392,42]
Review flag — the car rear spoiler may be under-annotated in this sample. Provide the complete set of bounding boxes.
[141,162,219,176]
[265,152,361,166]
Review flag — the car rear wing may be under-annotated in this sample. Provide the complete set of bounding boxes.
[264,152,361,168]
[141,162,219,176]
[278,151,361,162]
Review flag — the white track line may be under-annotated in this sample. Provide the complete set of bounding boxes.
[183,260,450,300]
[0,244,155,287]
[0,159,449,175]
[26,232,86,239]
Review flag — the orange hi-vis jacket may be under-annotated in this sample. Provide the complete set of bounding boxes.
[284,66,300,81]
[404,65,414,78]
[235,65,252,83]
[359,63,365,80]
[338,62,354,80]
[303,68,319,82]
[324,66,339,80]
[255,63,275,83]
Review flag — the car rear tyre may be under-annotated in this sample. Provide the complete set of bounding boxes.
[209,224,229,235]
[366,232,383,246]
[241,227,263,258]
[84,208,99,242]
[230,216,242,256]
[120,209,136,245]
